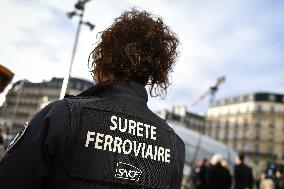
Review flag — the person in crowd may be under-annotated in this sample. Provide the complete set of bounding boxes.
[222,159,229,169]
[181,164,193,189]
[260,172,274,189]
[276,170,284,189]
[191,160,202,188]
[234,153,254,189]
[207,154,232,189]
[197,158,209,189]
[0,127,4,145]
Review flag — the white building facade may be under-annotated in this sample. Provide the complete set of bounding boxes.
[205,92,284,172]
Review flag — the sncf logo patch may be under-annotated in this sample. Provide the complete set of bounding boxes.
[115,162,142,182]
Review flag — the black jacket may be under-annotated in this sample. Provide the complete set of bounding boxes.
[0,81,185,189]
[207,163,232,189]
[234,163,253,189]
[198,165,208,189]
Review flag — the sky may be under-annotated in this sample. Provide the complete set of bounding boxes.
[0,0,284,113]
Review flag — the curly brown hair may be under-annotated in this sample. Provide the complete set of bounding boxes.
[89,9,179,97]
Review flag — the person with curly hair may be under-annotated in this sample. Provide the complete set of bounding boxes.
[0,9,184,189]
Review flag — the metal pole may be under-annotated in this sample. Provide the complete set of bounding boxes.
[59,10,84,99]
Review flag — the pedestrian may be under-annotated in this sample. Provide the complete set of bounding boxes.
[0,127,4,145]
[207,154,232,189]
[276,170,284,189]
[234,153,254,189]
[197,158,209,189]
[0,9,185,189]
[191,160,202,188]
[260,172,274,189]
[222,159,229,169]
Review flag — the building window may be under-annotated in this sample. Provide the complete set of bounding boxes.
[239,96,244,102]
[76,82,82,90]
[57,81,61,87]
[243,119,248,126]
[255,144,259,153]
[234,121,239,139]
[233,140,237,150]
[268,94,276,102]
[269,130,274,142]
[249,94,254,101]
[256,104,262,113]
[270,106,275,114]
[228,98,234,104]
[224,125,228,141]
[243,119,248,139]
[243,143,249,152]
[269,122,274,128]
[255,130,260,140]
[246,106,251,113]
[255,118,261,127]
[267,145,274,154]
[215,121,220,139]
[83,85,89,90]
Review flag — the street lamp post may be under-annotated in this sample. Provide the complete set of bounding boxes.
[59,0,95,99]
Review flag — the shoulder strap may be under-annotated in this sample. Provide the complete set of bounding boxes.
[63,98,83,138]
[63,98,82,133]
[63,97,105,137]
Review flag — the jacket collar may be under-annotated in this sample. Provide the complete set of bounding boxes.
[77,80,148,102]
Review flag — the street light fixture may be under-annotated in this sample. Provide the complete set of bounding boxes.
[66,11,77,19]
[59,0,95,99]
[83,21,95,30]
[75,0,91,10]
